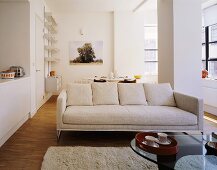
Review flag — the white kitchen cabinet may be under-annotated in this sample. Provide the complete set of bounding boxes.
[0,77,31,146]
[45,76,62,92]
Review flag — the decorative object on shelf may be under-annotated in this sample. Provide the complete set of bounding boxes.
[0,70,15,79]
[80,28,85,35]
[135,132,178,155]
[50,71,56,77]
[44,22,57,34]
[69,41,103,65]
[10,66,25,77]
[45,12,57,26]
[44,33,57,42]
[202,69,208,78]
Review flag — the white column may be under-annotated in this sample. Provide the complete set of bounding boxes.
[158,0,202,97]
[114,11,145,77]
[158,0,174,87]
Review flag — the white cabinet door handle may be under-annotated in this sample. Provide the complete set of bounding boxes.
[36,69,41,72]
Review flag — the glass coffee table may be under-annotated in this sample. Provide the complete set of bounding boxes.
[130,133,217,170]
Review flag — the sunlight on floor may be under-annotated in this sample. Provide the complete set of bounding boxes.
[204,116,217,124]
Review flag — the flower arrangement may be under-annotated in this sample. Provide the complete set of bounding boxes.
[202,69,208,78]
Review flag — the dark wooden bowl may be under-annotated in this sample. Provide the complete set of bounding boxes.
[135,132,178,156]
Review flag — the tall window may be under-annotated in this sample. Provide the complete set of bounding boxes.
[202,23,217,78]
[144,26,158,75]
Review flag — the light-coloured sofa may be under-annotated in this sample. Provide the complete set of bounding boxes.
[56,83,203,139]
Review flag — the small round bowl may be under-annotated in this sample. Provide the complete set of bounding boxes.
[134,75,142,79]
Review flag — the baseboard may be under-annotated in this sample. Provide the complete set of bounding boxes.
[204,104,217,116]
[30,108,37,118]
[0,113,30,147]
[30,93,52,118]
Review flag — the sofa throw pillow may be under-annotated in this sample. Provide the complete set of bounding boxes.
[67,83,93,106]
[143,83,176,106]
[118,83,148,105]
[92,82,119,105]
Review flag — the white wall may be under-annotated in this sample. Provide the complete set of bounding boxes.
[114,11,145,77]
[144,9,157,26]
[203,4,217,26]
[52,12,114,87]
[0,1,30,75]
[158,0,174,86]
[158,0,202,97]
[173,0,202,97]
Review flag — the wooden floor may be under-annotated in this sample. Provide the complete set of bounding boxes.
[0,96,136,170]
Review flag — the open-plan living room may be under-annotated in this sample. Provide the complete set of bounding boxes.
[1,0,217,169]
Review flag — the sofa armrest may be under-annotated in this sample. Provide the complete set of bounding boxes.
[174,92,204,131]
[56,89,67,129]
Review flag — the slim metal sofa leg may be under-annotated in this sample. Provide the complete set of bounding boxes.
[57,130,61,141]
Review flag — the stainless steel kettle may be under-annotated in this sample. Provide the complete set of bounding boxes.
[10,66,25,77]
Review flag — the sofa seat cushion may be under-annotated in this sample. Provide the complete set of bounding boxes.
[124,106,197,126]
[63,106,197,126]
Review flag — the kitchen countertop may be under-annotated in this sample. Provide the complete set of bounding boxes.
[0,76,30,85]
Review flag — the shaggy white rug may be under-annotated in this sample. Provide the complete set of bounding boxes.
[41,146,158,170]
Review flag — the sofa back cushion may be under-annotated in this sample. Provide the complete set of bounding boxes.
[118,83,148,105]
[143,83,176,106]
[92,82,119,105]
[67,83,93,106]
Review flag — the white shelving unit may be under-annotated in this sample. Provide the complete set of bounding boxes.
[44,33,57,42]
[45,12,57,26]
[44,11,61,92]
[44,12,59,65]
[44,22,57,34]
[44,57,59,62]
[44,45,59,53]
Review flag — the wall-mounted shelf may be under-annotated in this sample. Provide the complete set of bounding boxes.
[45,57,60,62]
[44,33,57,43]
[44,46,59,53]
[44,11,59,79]
[44,22,57,34]
[45,12,57,26]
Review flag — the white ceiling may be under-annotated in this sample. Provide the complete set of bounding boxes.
[45,0,157,13]
[202,0,217,9]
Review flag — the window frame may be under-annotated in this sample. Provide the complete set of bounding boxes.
[144,25,158,74]
[203,23,217,73]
